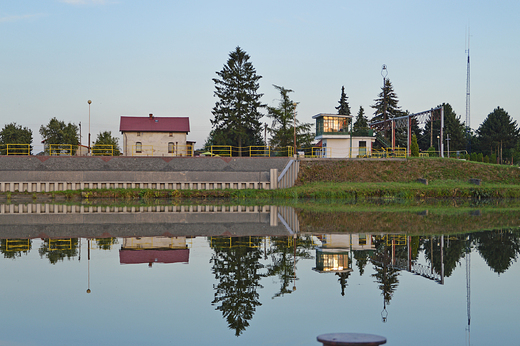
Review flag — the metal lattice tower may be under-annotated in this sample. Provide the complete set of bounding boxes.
[466,236,471,345]
[465,30,471,152]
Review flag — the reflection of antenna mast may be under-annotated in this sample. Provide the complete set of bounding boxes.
[465,28,471,152]
[465,235,471,345]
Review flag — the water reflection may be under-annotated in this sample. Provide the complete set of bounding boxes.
[1,202,519,345]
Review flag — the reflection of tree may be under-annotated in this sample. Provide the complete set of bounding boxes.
[473,229,520,274]
[423,236,466,277]
[336,271,351,296]
[371,242,400,307]
[96,237,118,250]
[0,239,32,259]
[353,251,369,276]
[38,238,79,264]
[210,237,265,337]
[265,236,313,299]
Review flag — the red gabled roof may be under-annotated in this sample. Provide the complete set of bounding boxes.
[119,249,189,264]
[120,116,190,133]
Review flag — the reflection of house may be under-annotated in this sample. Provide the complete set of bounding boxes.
[313,113,375,158]
[313,234,375,273]
[120,114,192,156]
[119,237,189,266]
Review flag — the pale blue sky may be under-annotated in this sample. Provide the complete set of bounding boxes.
[1,0,519,152]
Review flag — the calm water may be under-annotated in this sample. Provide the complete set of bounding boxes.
[0,202,519,345]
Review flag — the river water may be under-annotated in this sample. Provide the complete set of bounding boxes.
[0,201,518,345]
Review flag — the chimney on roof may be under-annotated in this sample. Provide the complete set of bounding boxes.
[149,113,153,119]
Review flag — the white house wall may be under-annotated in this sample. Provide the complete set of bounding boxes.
[123,132,187,156]
[321,136,374,158]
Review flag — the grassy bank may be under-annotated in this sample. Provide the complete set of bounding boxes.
[297,157,520,184]
[2,180,520,202]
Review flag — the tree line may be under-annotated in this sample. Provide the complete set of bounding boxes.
[0,118,120,155]
[1,46,518,162]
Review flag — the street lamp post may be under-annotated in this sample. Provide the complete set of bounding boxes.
[88,100,92,155]
[293,102,297,158]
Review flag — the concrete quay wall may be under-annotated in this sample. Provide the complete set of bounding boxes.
[0,204,297,238]
[0,156,292,192]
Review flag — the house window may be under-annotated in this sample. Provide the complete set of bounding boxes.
[169,132,173,137]
[136,142,142,153]
[168,142,174,153]
[137,132,141,137]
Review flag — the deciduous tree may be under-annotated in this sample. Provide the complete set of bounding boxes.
[0,123,33,154]
[93,131,121,156]
[39,118,79,154]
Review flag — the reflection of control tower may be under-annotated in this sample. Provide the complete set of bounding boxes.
[313,234,375,273]
[119,237,189,266]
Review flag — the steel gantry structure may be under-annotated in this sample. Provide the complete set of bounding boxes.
[369,106,445,157]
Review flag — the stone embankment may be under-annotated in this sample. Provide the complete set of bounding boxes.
[0,156,297,192]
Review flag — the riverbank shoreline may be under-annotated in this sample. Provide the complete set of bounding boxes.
[2,180,520,202]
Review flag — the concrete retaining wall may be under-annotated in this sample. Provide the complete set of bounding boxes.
[0,204,299,238]
[0,156,294,191]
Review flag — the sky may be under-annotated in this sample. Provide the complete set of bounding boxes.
[1,0,519,153]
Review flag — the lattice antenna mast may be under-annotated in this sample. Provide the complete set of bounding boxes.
[465,235,471,345]
[465,29,471,152]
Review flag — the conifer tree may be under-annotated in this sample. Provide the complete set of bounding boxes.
[209,47,265,154]
[371,79,402,122]
[353,106,369,136]
[476,107,519,158]
[336,86,351,116]
[411,134,419,157]
[267,85,312,152]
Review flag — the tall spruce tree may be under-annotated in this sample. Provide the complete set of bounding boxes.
[371,78,402,122]
[210,47,265,155]
[336,86,351,116]
[420,103,466,152]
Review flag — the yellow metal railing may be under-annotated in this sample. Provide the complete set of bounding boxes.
[384,235,407,246]
[1,144,31,155]
[5,239,31,251]
[171,144,194,157]
[48,239,73,250]
[249,146,270,157]
[92,144,114,156]
[418,150,469,158]
[392,147,407,158]
[210,236,262,249]
[210,145,232,157]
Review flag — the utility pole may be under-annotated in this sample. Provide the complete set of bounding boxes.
[293,102,297,158]
[446,134,451,157]
[88,100,92,155]
[79,122,82,146]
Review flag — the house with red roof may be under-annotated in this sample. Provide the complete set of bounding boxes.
[119,114,193,156]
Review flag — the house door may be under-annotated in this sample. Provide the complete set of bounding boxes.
[359,141,367,157]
